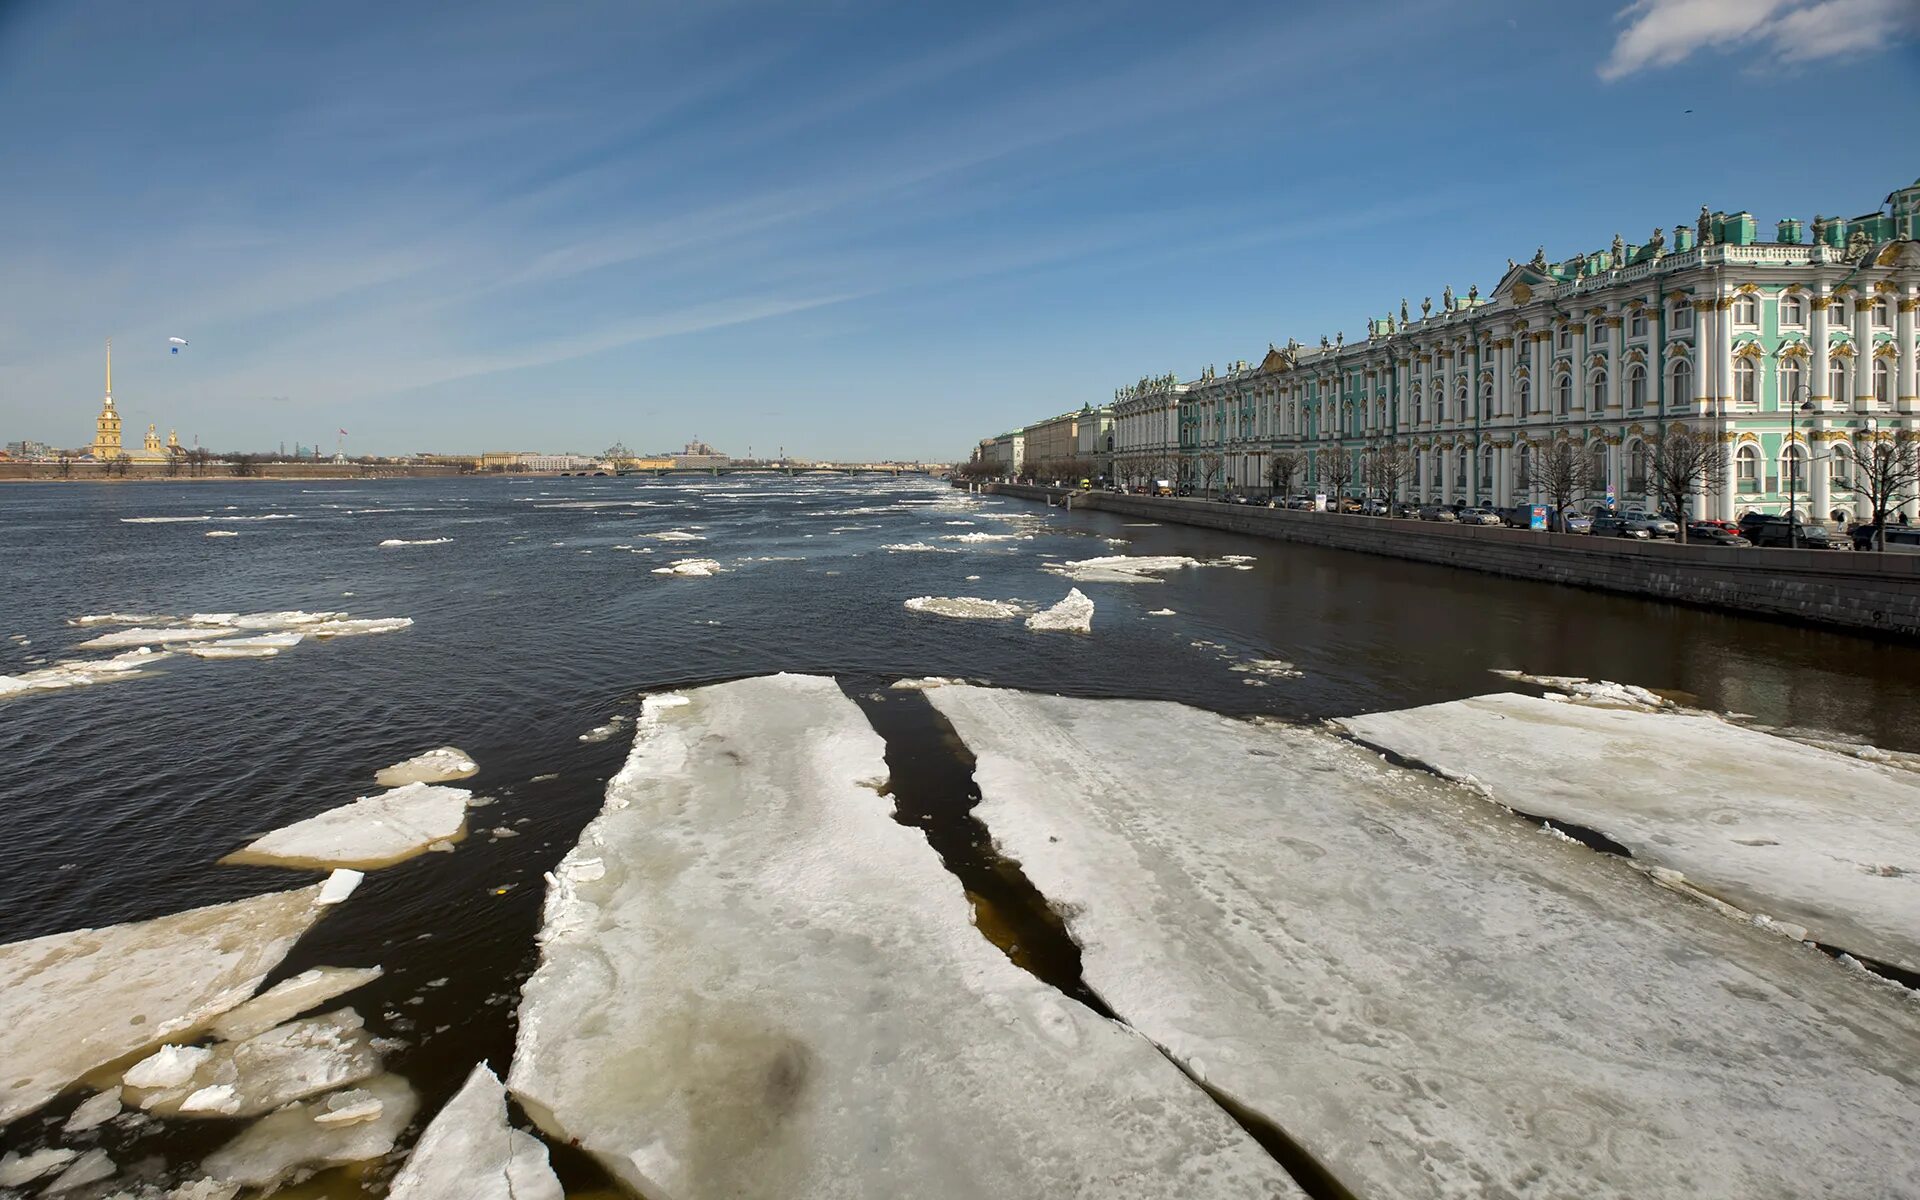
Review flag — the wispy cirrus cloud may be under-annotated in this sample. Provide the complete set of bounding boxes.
[1599,0,1920,80]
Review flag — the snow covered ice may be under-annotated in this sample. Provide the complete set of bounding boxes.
[76,626,235,650]
[130,1008,382,1118]
[374,746,478,786]
[225,782,474,869]
[926,684,1920,1200]
[902,596,1021,619]
[0,1147,77,1186]
[1043,554,1203,583]
[208,965,384,1041]
[200,1072,418,1191]
[1338,692,1920,971]
[508,674,1297,1200]
[388,1064,561,1200]
[186,632,304,660]
[0,885,326,1125]
[1025,588,1093,632]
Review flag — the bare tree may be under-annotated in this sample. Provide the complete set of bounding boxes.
[1196,455,1221,498]
[1317,447,1357,503]
[230,453,259,478]
[56,456,72,478]
[1268,449,1302,501]
[1647,430,1728,543]
[1362,442,1416,505]
[187,447,213,477]
[163,449,183,478]
[1850,429,1920,551]
[1525,439,1599,530]
[603,442,633,471]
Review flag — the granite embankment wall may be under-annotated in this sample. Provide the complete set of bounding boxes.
[980,483,1920,638]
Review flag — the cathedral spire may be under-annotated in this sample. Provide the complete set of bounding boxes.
[105,337,113,404]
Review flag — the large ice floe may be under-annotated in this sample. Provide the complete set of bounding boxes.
[0,885,327,1125]
[1025,588,1094,632]
[0,647,174,698]
[1338,691,1920,971]
[1042,554,1203,583]
[508,675,1297,1200]
[374,746,478,787]
[924,684,1920,1200]
[901,596,1021,620]
[225,783,476,869]
[387,1064,561,1200]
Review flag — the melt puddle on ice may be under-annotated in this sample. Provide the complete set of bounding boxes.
[903,596,1021,620]
[506,674,1297,1200]
[0,885,329,1125]
[928,684,1920,1200]
[379,537,454,547]
[374,746,478,786]
[224,782,478,870]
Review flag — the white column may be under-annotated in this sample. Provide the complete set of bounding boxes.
[1606,311,1624,414]
[1440,443,1455,500]
[1714,297,1734,415]
[1810,290,1832,405]
[1531,331,1550,424]
[1810,425,1832,524]
[1854,291,1875,408]
[1897,293,1917,413]
[1494,444,1511,506]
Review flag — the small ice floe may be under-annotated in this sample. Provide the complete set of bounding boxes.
[199,1073,417,1191]
[224,783,477,870]
[313,1087,384,1126]
[0,647,174,699]
[1026,588,1094,633]
[0,885,326,1125]
[130,1009,382,1119]
[121,515,213,523]
[1148,608,1176,616]
[379,538,453,547]
[211,966,384,1042]
[307,617,414,637]
[1218,554,1258,563]
[124,1044,213,1089]
[188,633,305,660]
[41,1147,114,1192]
[941,532,1024,543]
[387,1064,562,1200]
[648,530,706,542]
[1231,659,1302,679]
[1490,670,1670,710]
[890,676,965,691]
[879,542,956,553]
[62,1085,122,1133]
[903,596,1022,620]
[316,869,364,906]
[375,747,478,786]
[1044,555,1204,584]
[0,1146,78,1186]
[205,530,240,538]
[651,558,724,577]
[578,715,630,744]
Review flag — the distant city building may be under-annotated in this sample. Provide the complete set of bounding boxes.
[671,439,730,469]
[972,429,1024,475]
[1020,411,1081,476]
[515,453,604,472]
[1074,404,1115,480]
[6,439,52,460]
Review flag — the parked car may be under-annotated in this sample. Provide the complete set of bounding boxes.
[1592,514,1650,539]
[1738,513,1832,548]
[1685,522,1751,546]
[1417,504,1459,522]
[1286,495,1317,510]
[1849,523,1920,552]
[1456,506,1503,526]
[1361,498,1390,516]
[1392,501,1421,518]
[1559,512,1594,534]
[1691,518,1740,536]
[1621,508,1679,539]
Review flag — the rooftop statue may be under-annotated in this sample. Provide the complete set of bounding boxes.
[1467,284,1479,304]
[1422,297,1433,318]
[1648,226,1665,255]
[1845,228,1873,262]
[1401,297,1410,324]
[1529,246,1549,271]
[1320,335,1331,348]
[1611,233,1625,268]
[1442,285,1455,312]
[1697,205,1713,246]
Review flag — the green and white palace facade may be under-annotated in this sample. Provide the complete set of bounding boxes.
[1101,176,1920,523]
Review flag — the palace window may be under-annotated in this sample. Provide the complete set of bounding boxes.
[1783,444,1807,490]
[1830,297,1848,326]
[1629,310,1648,338]
[1873,299,1892,328]
[1736,445,1759,491]
[1780,294,1805,326]
[1735,358,1757,406]
[1778,358,1803,406]
[1627,364,1647,409]
[1557,325,1572,350]
[1588,371,1606,411]
[1455,448,1468,491]
[1555,373,1572,415]
[1670,359,1693,407]
[1831,443,1852,490]
[1672,302,1694,331]
[1589,444,1607,487]
[1589,319,1605,343]
[1480,382,1495,420]
[1874,358,1892,406]
[1733,295,1759,326]
[1516,377,1531,415]
[1456,381,1469,422]
[1830,355,1850,399]
[1628,441,1649,492]
[1410,389,1422,423]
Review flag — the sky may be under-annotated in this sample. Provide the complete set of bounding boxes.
[1,0,1916,460]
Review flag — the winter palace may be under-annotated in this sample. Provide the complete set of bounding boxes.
[1030,175,1920,524]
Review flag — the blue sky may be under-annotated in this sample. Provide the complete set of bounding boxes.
[2,0,1916,460]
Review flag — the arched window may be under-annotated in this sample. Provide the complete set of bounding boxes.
[1734,358,1757,406]
[1455,447,1468,494]
[1830,297,1848,326]
[1589,371,1606,411]
[1480,382,1495,420]
[1456,380,1469,422]
[1873,299,1892,328]
[1516,377,1531,416]
[1672,301,1694,331]
[1873,357,1892,405]
[1556,373,1572,415]
[1831,443,1852,490]
[1479,445,1493,493]
[1780,294,1805,326]
[1734,295,1758,325]
[1589,444,1608,489]
[1736,444,1759,491]
[1516,443,1533,495]
[1783,444,1807,490]
[1778,357,1803,407]
[1628,441,1648,490]
[1410,388,1422,423]
[1627,364,1647,409]
[1670,359,1693,407]
[1830,354,1850,400]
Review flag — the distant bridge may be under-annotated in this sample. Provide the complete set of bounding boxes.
[585,465,944,478]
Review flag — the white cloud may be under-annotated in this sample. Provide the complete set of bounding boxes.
[1599,0,1920,80]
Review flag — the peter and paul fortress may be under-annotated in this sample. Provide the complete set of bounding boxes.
[87,337,180,462]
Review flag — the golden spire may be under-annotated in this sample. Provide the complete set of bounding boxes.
[105,337,113,402]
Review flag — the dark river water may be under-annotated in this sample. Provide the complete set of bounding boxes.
[4,473,1918,1194]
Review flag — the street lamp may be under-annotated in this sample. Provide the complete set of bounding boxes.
[1789,386,1815,549]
